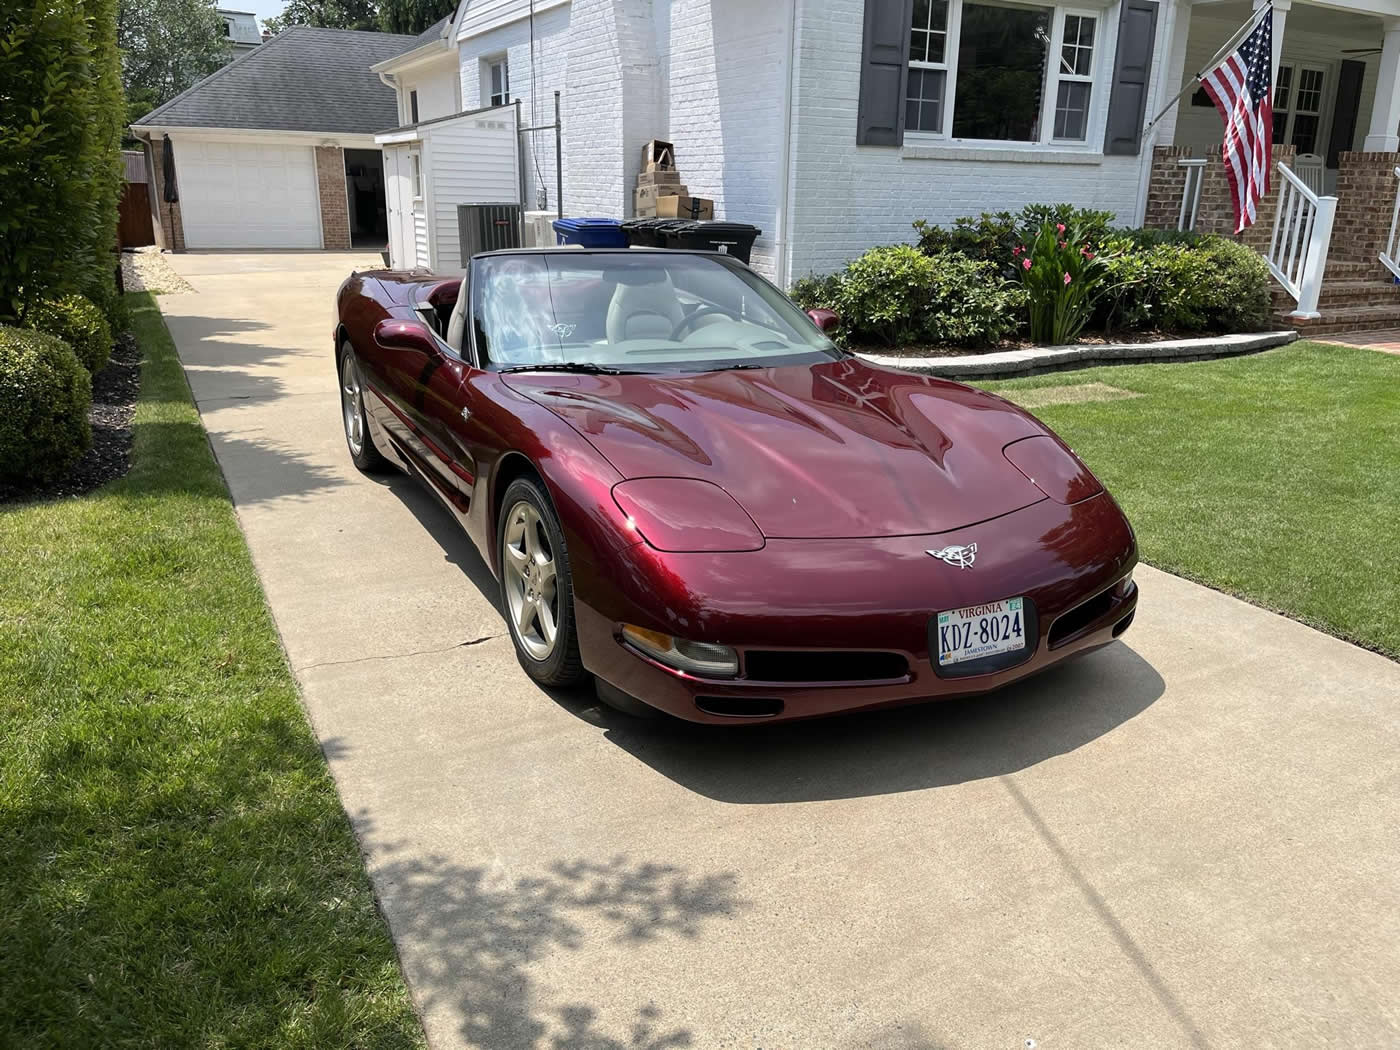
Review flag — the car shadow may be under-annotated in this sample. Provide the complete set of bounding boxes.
[550,643,1164,805]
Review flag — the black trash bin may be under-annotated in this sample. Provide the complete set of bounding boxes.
[659,220,762,264]
[620,218,688,248]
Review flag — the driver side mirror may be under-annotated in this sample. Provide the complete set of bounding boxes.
[374,318,439,354]
[806,308,840,334]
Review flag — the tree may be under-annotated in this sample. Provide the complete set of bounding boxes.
[117,0,230,122]
[262,0,379,35]
[378,0,457,35]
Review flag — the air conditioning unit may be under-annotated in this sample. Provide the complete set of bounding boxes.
[456,203,522,259]
[523,210,559,248]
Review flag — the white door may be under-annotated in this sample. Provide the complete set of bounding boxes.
[177,139,321,249]
[383,146,420,269]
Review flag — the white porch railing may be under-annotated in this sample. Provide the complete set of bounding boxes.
[1268,162,1338,319]
[1379,166,1400,281]
[1176,158,1206,232]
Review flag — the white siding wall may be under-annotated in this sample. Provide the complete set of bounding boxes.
[786,0,1174,279]
[458,4,570,213]
[425,112,520,271]
[399,57,461,125]
[457,0,569,37]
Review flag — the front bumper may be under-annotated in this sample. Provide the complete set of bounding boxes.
[573,493,1138,724]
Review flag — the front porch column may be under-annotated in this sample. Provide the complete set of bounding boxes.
[1254,0,1288,90]
[1363,17,1400,151]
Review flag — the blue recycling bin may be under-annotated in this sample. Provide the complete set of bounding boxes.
[552,217,627,248]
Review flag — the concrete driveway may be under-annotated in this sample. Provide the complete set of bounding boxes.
[159,253,1400,1050]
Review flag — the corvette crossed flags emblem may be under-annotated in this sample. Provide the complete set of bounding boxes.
[927,543,977,569]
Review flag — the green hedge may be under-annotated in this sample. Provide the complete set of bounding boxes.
[0,326,92,485]
[0,0,124,326]
[1097,235,1272,335]
[914,204,1118,271]
[794,245,1025,348]
[28,294,112,373]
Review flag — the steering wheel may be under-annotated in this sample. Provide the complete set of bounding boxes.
[670,305,732,341]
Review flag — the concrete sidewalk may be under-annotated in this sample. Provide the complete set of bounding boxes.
[158,253,1400,1050]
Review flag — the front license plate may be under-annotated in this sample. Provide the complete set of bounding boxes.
[936,597,1027,667]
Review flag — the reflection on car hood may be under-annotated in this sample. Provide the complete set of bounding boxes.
[502,358,1050,539]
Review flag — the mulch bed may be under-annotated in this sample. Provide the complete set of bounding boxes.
[855,330,1198,358]
[0,333,141,506]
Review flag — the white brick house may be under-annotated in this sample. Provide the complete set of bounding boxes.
[377,0,1400,328]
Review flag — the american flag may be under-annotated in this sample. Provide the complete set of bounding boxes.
[1200,5,1274,233]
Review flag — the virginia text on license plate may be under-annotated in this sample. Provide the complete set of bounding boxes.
[936,597,1026,666]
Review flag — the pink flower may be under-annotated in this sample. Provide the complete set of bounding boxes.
[1022,257,1032,270]
[1081,247,1095,260]
[1056,223,1066,235]
[1013,245,1023,257]
[1063,272,1072,285]
[1058,240,1067,250]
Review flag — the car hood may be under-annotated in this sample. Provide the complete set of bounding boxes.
[502,358,1050,539]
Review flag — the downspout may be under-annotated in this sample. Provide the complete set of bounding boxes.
[378,71,401,124]
[1132,0,1181,227]
[774,0,799,289]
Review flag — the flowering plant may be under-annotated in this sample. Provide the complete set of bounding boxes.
[1014,220,1111,344]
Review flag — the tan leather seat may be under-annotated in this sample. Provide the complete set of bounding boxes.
[445,277,469,353]
[605,275,684,343]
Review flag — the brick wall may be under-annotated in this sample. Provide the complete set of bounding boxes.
[1142,143,1296,251]
[315,146,350,250]
[1331,151,1400,263]
[149,136,185,251]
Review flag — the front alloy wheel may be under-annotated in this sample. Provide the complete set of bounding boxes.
[339,346,386,472]
[498,477,584,686]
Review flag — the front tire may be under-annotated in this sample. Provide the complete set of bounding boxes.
[498,477,586,687]
[339,345,388,473]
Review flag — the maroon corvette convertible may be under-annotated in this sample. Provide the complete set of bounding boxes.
[334,247,1137,722]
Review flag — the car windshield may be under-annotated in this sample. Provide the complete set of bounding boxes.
[470,251,841,373]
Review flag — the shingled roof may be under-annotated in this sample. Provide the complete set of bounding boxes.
[133,25,419,135]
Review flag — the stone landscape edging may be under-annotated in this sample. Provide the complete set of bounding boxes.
[855,330,1298,379]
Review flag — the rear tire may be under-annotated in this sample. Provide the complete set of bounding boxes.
[339,344,388,473]
[498,477,586,687]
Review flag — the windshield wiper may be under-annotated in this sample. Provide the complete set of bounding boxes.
[496,362,647,375]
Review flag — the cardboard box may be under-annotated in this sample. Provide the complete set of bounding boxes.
[641,138,675,172]
[633,183,688,213]
[636,170,682,187]
[655,194,714,220]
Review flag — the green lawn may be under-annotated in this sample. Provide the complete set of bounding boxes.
[981,341,1400,659]
[0,295,424,1048]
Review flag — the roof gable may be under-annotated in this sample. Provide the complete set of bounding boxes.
[133,25,419,135]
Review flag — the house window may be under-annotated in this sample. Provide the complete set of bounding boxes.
[411,152,423,200]
[905,0,1100,145]
[409,89,419,124]
[221,20,231,35]
[1273,65,1325,155]
[487,57,510,107]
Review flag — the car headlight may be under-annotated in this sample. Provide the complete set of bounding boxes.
[612,477,763,552]
[621,624,740,678]
[1002,435,1103,505]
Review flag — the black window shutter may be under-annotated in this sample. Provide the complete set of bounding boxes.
[1326,59,1364,168]
[1103,0,1160,156]
[857,0,915,146]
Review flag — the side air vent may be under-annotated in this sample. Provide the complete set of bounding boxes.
[1049,590,1115,648]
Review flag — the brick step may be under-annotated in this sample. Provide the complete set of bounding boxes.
[1271,278,1400,310]
[1317,259,1384,278]
[1281,302,1400,336]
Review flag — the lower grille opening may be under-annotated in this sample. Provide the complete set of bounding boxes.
[1049,590,1116,648]
[695,696,784,718]
[742,650,908,683]
[1112,610,1135,637]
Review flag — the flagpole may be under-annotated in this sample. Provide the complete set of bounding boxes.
[1141,3,1271,136]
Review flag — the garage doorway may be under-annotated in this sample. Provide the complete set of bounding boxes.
[344,149,386,248]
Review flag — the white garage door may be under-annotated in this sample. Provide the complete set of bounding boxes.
[177,139,322,249]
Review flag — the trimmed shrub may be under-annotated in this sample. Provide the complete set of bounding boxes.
[0,326,92,485]
[802,244,1024,348]
[28,294,112,373]
[1097,235,1272,335]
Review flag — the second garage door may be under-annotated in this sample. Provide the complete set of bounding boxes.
[177,139,323,249]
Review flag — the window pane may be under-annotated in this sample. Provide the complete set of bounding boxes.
[911,28,929,63]
[952,2,1050,142]
[1061,14,1095,76]
[906,67,946,132]
[1054,80,1090,140]
[1274,65,1292,112]
[491,63,503,95]
[1272,110,1288,142]
[1295,69,1323,112]
[910,0,948,63]
[1291,114,1319,154]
